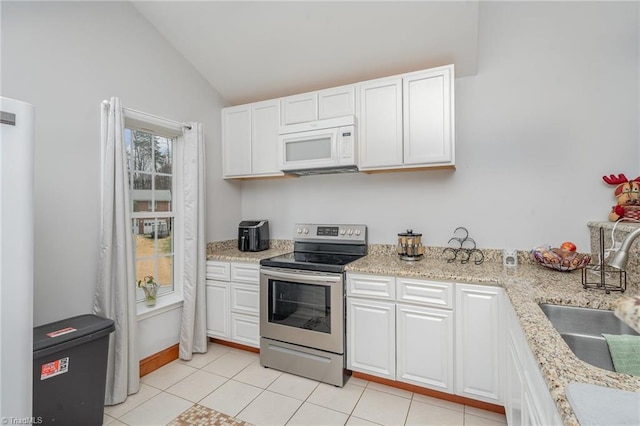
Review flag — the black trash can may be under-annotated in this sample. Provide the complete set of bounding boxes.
[33,314,115,425]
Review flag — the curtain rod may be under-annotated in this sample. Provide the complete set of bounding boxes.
[101,100,192,130]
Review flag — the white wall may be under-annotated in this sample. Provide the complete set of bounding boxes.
[241,1,640,252]
[0,1,240,333]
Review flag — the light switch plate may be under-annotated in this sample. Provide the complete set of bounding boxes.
[503,249,518,267]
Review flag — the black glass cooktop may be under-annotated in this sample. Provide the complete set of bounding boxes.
[260,242,367,273]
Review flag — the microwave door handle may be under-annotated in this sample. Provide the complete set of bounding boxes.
[262,269,341,285]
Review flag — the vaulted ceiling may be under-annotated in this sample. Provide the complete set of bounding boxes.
[132,1,479,105]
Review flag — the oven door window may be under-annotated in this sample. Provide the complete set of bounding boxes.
[268,279,331,334]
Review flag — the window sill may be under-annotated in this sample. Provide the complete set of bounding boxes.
[136,292,183,321]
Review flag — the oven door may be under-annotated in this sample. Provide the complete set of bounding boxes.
[260,267,344,354]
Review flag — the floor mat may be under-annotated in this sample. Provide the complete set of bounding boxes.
[168,404,253,426]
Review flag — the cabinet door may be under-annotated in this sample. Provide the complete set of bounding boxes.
[347,298,395,379]
[505,302,525,426]
[222,105,252,177]
[358,77,403,169]
[403,66,454,166]
[230,282,259,316]
[318,85,355,120]
[455,284,503,404]
[252,100,282,176]
[231,312,259,348]
[206,280,230,339]
[396,303,454,392]
[522,343,562,426]
[506,339,524,426]
[281,93,318,125]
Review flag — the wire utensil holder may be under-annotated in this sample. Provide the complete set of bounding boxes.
[581,227,626,294]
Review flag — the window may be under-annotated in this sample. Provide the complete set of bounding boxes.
[125,127,179,302]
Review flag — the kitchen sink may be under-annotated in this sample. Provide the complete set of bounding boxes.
[539,303,639,372]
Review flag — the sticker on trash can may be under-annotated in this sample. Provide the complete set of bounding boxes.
[46,326,77,338]
[40,357,69,380]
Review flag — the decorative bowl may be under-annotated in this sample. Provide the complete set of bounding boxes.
[530,245,591,272]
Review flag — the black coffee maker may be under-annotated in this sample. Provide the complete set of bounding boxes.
[238,220,269,252]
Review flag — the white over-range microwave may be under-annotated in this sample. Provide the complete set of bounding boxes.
[278,116,357,176]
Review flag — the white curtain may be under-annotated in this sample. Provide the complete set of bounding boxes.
[179,122,207,359]
[93,97,140,405]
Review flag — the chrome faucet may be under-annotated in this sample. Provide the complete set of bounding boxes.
[607,226,640,270]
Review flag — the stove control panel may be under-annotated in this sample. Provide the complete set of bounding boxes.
[294,223,367,244]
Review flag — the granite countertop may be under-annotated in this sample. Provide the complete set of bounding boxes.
[206,242,640,425]
[206,239,292,263]
[346,254,640,426]
[206,247,290,263]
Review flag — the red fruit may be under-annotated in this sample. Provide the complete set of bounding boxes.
[560,242,577,252]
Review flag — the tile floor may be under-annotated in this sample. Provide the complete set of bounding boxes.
[103,342,508,426]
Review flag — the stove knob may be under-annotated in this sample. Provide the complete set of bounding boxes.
[340,229,346,235]
[347,229,353,235]
[296,228,302,234]
[303,228,309,234]
[355,229,361,236]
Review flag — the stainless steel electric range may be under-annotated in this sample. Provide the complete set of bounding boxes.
[259,223,367,387]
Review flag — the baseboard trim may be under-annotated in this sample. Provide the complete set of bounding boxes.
[352,372,506,415]
[209,337,260,354]
[139,343,179,377]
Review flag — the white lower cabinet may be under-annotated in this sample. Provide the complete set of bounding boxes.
[396,303,454,392]
[230,312,260,347]
[205,280,230,339]
[348,274,512,406]
[347,297,396,379]
[206,260,260,348]
[504,301,562,425]
[455,283,503,404]
[346,273,454,393]
[506,336,524,425]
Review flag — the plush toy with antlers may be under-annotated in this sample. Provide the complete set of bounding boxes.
[603,174,640,221]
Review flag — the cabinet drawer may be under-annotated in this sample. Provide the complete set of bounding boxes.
[347,273,395,300]
[206,261,230,281]
[230,262,259,284]
[231,282,259,315]
[397,278,453,309]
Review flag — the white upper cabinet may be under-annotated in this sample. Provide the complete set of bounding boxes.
[222,64,454,178]
[222,100,282,178]
[281,85,356,126]
[251,100,281,176]
[222,105,252,177]
[358,64,455,171]
[318,85,355,120]
[358,77,404,169]
[403,66,454,165]
[281,93,318,125]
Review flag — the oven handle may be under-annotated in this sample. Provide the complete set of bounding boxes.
[261,268,342,284]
